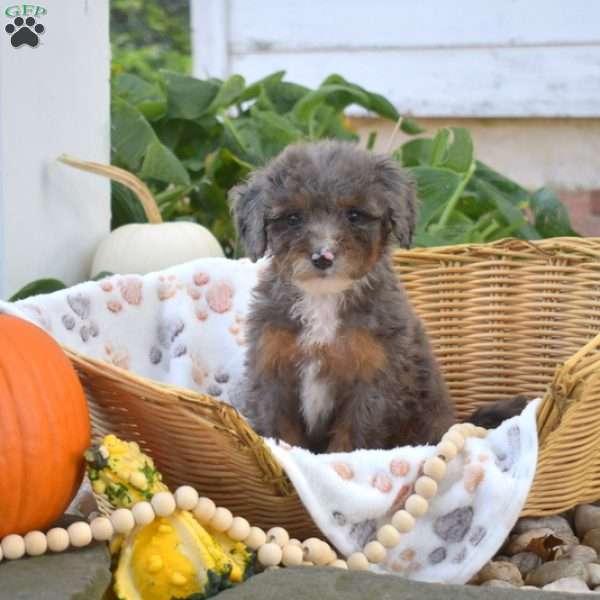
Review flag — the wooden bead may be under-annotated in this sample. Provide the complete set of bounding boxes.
[2,534,25,560]
[24,531,47,556]
[436,440,458,461]
[151,492,176,517]
[111,508,136,535]
[281,544,304,567]
[460,422,477,436]
[90,516,114,541]
[267,526,290,547]
[132,501,155,526]
[474,426,488,438]
[423,456,447,481]
[405,494,429,517]
[257,542,283,567]
[377,524,401,548]
[46,527,69,552]
[324,546,337,564]
[228,517,251,542]
[347,552,369,571]
[193,497,216,524]
[288,538,302,547]
[68,522,93,547]
[301,560,314,567]
[244,527,267,550]
[330,559,348,569]
[175,486,199,511]
[415,476,438,499]
[391,510,415,533]
[364,540,386,564]
[442,430,465,451]
[303,538,328,565]
[209,507,233,532]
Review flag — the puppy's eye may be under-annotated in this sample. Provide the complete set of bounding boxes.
[346,209,362,224]
[286,213,303,227]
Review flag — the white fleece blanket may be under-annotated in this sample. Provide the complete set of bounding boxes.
[0,257,539,584]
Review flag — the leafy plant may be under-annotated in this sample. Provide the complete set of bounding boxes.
[110,70,421,255]
[110,68,577,257]
[394,127,578,245]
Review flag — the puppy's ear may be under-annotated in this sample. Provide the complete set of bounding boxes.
[229,180,267,261]
[376,158,418,249]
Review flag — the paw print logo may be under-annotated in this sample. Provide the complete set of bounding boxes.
[5,17,45,48]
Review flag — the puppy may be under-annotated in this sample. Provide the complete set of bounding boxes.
[230,140,456,453]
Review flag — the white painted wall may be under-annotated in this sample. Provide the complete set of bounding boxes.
[0,0,110,299]
[191,0,600,117]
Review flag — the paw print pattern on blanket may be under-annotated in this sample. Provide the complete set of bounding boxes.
[206,280,234,313]
[20,304,52,331]
[119,277,143,305]
[158,274,179,301]
[65,293,100,343]
[104,342,130,370]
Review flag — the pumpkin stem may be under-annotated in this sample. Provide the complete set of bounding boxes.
[58,155,164,224]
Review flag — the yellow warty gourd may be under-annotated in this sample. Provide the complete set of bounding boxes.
[114,511,231,600]
[85,434,254,599]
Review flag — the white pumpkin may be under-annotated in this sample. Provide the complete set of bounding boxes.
[59,156,224,277]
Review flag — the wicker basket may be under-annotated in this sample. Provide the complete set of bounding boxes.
[70,237,600,539]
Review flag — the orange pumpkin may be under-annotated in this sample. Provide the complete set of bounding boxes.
[0,314,90,538]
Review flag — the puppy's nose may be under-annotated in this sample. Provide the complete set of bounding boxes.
[311,249,335,270]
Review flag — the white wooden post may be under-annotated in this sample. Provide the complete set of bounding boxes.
[191,0,229,79]
[0,0,110,299]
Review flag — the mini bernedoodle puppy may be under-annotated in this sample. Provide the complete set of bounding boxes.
[231,140,523,453]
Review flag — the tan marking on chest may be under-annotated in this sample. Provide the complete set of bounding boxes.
[256,326,302,375]
[317,328,388,383]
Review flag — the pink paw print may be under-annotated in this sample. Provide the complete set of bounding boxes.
[206,280,234,314]
[158,274,178,301]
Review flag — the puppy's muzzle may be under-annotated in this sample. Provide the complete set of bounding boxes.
[311,249,335,270]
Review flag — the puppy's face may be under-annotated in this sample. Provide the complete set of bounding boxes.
[230,141,416,294]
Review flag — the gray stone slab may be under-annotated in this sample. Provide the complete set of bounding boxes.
[218,568,594,599]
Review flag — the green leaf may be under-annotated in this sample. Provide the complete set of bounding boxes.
[111,180,148,229]
[474,161,529,205]
[9,278,67,301]
[401,118,426,135]
[440,128,474,174]
[140,139,191,185]
[205,147,254,190]
[162,71,220,120]
[263,80,311,114]
[112,73,166,120]
[207,74,246,112]
[321,74,399,121]
[240,71,286,102]
[471,177,540,239]
[292,84,370,127]
[430,129,451,166]
[410,166,464,228]
[394,138,435,167]
[111,97,156,170]
[530,187,579,237]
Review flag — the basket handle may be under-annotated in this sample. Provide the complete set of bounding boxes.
[536,328,600,444]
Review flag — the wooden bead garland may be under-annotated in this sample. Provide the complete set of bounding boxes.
[0,421,486,574]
